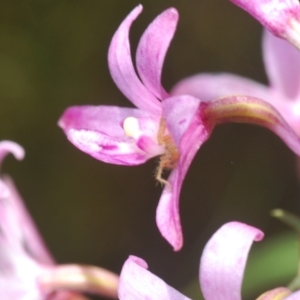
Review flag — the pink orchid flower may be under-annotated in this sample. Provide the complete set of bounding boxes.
[59,5,300,251]
[118,221,300,300]
[0,141,118,300]
[230,0,300,51]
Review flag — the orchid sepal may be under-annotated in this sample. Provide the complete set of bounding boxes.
[231,0,300,51]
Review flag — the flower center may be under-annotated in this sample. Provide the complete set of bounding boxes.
[155,118,179,189]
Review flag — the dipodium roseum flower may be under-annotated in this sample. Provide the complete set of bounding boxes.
[230,0,300,51]
[0,141,118,299]
[59,5,300,251]
[118,222,300,300]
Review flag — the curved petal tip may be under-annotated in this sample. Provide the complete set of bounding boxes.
[0,141,25,164]
[200,221,264,300]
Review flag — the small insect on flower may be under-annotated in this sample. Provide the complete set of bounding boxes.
[155,118,179,189]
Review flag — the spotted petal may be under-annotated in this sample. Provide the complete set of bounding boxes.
[59,105,161,165]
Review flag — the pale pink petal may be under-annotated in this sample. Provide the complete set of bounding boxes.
[0,142,52,265]
[0,141,24,166]
[0,179,9,198]
[156,96,211,250]
[263,29,300,99]
[136,8,178,100]
[171,73,273,102]
[0,186,50,299]
[59,106,160,165]
[200,222,264,300]
[2,177,54,265]
[285,290,300,300]
[118,256,190,300]
[108,5,161,112]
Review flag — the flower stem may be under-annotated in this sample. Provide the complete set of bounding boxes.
[271,209,300,291]
[39,264,119,299]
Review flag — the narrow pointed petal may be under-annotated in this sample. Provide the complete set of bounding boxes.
[136,8,178,100]
[108,5,161,112]
[59,106,160,165]
[119,256,190,300]
[200,222,264,300]
[157,96,211,250]
[263,29,300,99]
[203,95,300,157]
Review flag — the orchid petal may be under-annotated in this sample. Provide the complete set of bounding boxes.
[0,141,52,265]
[171,73,274,102]
[230,0,300,35]
[156,96,211,250]
[0,179,50,300]
[118,256,190,300]
[285,290,300,300]
[0,141,24,167]
[108,5,161,112]
[136,8,178,100]
[200,222,264,300]
[59,105,160,165]
[2,177,54,265]
[263,29,300,99]
[203,95,300,157]
[65,128,152,165]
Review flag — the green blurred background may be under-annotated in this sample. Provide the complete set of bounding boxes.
[0,0,299,299]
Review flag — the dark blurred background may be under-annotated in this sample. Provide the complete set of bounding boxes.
[0,0,299,299]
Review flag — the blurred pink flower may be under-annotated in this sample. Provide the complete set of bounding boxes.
[230,0,300,50]
[0,141,51,299]
[118,222,300,300]
[0,141,82,299]
[0,141,118,300]
[59,5,300,251]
